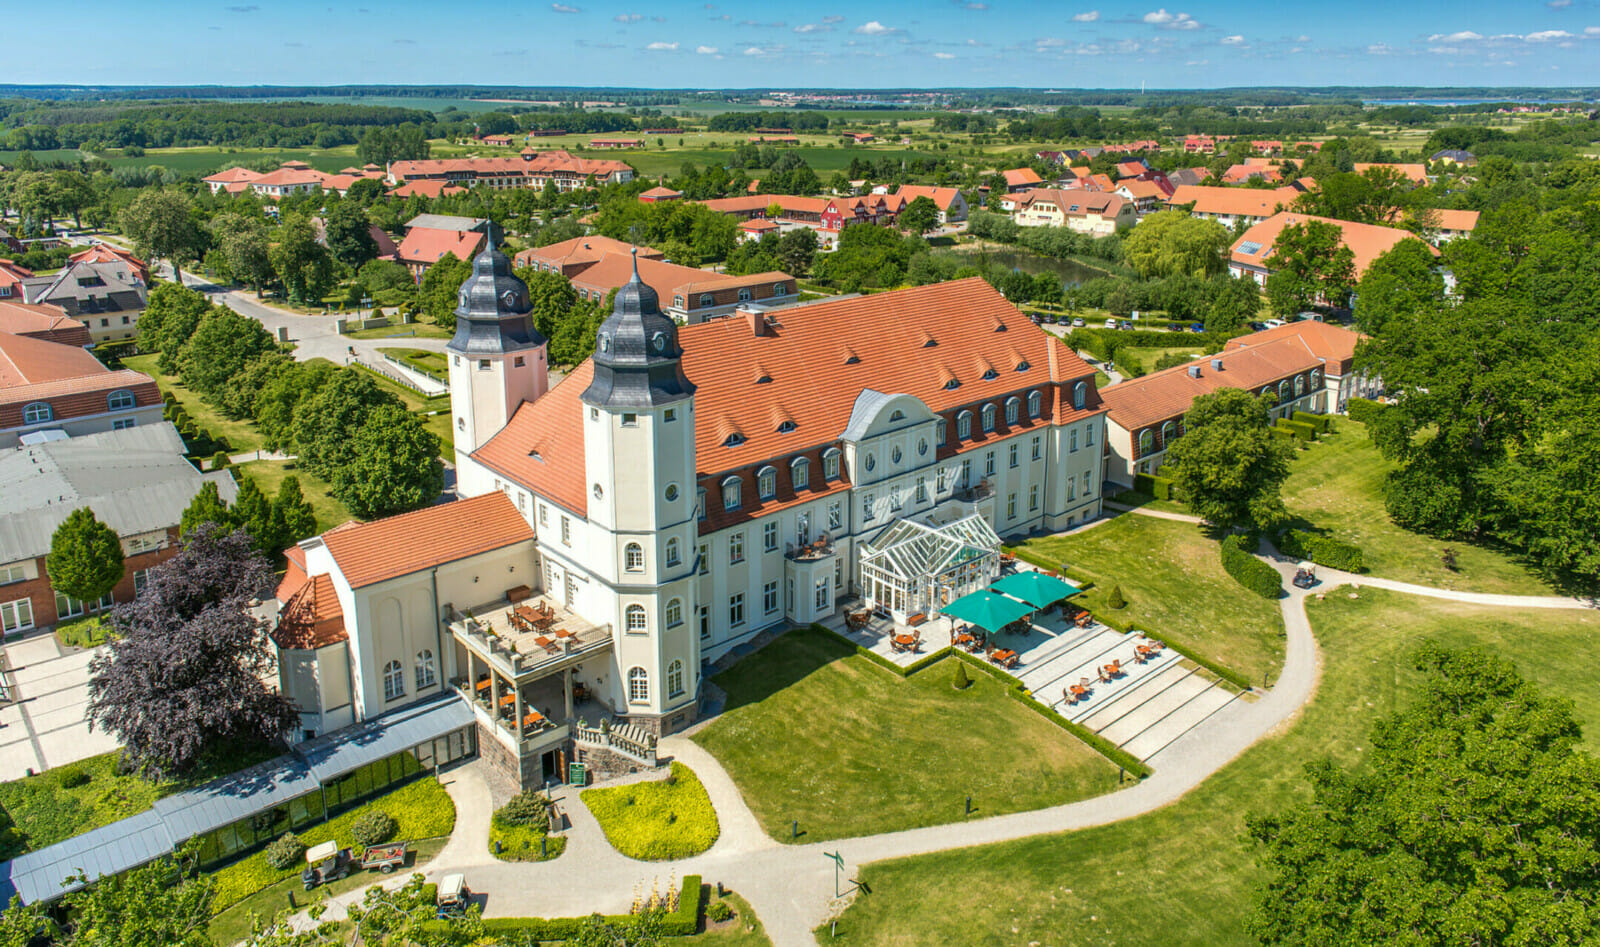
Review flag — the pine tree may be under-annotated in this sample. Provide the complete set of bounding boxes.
[954,661,971,691]
[271,475,318,547]
[179,481,232,538]
[1107,585,1128,609]
[231,477,275,556]
[47,507,126,604]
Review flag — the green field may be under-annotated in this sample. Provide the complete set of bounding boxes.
[824,590,1600,946]
[693,627,1120,842]
[1010,514,1286,686]
[0,146,362,174]
[233,459,353,532]
[122,353,266,453]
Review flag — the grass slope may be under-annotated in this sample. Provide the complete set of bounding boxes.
[123,353,264,453]
[823,590,1600,945]
[232,459,353,532]
[1011,515,1285,685]
[582,762,720,861]
[693,627,1120,843]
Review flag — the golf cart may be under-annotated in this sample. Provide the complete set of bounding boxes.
[436,873,470,917]
[301,840,352,890]
[1292,562,1318,589]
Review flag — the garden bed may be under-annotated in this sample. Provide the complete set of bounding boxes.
[581,763,720,861]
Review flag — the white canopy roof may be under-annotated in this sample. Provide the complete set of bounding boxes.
[859,514,1002,582]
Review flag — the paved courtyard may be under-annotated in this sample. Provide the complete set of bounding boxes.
[0,633,118,780]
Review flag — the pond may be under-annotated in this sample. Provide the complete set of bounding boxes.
[934,246,1110,291]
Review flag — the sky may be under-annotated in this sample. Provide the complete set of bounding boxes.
[13,1,1600,90]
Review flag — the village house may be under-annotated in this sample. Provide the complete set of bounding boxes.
[1165,185,1300,229]
[1006,189,1136,236]
[589,138,644,149]
[1001,168,1043,192]
[388,151,634,193]
[1227,212,1436,287]
[0,260,33,300]
[0,321,163,448]
[1431,208,1480,243]
[893,186,968,225]
[20,256,148,345]
[1352,162,1429,186]
[1114,178,1171,214]
[392,215,489,284]
[638,186,683,203]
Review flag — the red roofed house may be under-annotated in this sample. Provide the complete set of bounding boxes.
[1166,185,1300,229]
[638,186,682,203]
[892,185,969,224]
[1001,168,1043,192]
[1431,208,1480,243]
[1228,212,1437,288]
[0,328,163,447]
[1007,189,1136,235]
[0,260,34,301]
[393,214,490,283]
[202,166,263,195]
[389,151,634,193]
[68,243,149,285]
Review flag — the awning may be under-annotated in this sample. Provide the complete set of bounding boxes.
[297,692,474,783]
[990,571,1082,609]
[941,589,1034,633]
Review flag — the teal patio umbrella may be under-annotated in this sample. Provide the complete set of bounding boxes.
[990,571,1082,609]
[941,589,1034,633]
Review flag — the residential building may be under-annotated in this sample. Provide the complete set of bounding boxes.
[0,260,32,300]
[1001,168,1043,192]
[1113,178,1170,213]
[1007,189,1136,235]
[202,166,263,195]
[246,166,327,199]
[1221,163,1282,185]
[589,138,643,149]
[1114,159,1150,178]
[1431,209,1480,243]
[893,185,969,224]
[1183,136,1217,154]
[1165,185,1300,229]
[638,186,683,203]
[1228,212,1436,286]
[697,193,903,248]
[0,300,93,348]
[1166,167,1212,188]
[1223,320,1376,414]
[1352,163,1429,186]
[1429,149,1477,167]
[0,330,162,447]
[0,423,237,638]
[20,258,147,344]
[392,215,489,284]
[275,248,1108,790]
[68,244,149,285]
[388,151,635,193]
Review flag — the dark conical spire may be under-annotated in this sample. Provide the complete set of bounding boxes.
[446,223,546,356]
[580,246,695,410]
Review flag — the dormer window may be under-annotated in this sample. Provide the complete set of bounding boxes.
[957,410,972,439]
[944,378,960,390]
[724,432,746,447]
[1072,382,1087,411]
[22,402,51,424]
[738,288,752,302]
[107,390,135,411]
[757,466,777,499]
[773,282,788,296]
[674,296,685,308]
[823,448,841,480]
[791,457,810,489]
[777,420,796,433]
[981,404,996,433]
[722,476,742,510]
[1005,397,1020,425]
[1016,360,1030,372]
[699,293,714,307]
[982,369,998,380]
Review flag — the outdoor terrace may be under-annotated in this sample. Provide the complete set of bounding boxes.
[447,589,611,682]
[785,535,836,562]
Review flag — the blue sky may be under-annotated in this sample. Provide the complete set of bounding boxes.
[16,1,1600,89]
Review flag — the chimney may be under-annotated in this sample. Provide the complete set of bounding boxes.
[1187,364,1201,378]
[744,306,767,337]
[1211,358,1224,371]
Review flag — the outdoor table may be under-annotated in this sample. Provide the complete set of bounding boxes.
[553,627,574,639]
[953,633,975,646]
[522,710,545,730]
[499,693,516,708]
[533,636,555,652]
[474,678,492,694]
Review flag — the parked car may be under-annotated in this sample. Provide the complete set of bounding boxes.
[1263,318,1286,329]
[1247,321,1268,332]
[1103,318,1118,329]
[1189,322,1205,333]
[1118,320,1133,330]
[1071,317,1085,327]
[1030,314,1042,324]
[437,873,470,917]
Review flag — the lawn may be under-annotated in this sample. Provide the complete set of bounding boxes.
[53,614,115,649]
[122,354,265,453]
[692,627,1121,843]
[342,321,453,341]
[378,346,448,378]
[1281,420,1553,595]
[0,744,279,862]
[823,590,1600,946]
[1116,344,1205,376]
[690,891,772,945]
[233,459,353,532]
[582,762,720,861]
[349,364,454,456]
[1010,515,1285,686]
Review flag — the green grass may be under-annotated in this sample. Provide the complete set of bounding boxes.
[233,459,353,531]
[1105,487,1189,516]
[53,614,115,649]
[348,363,454,457]
[1281,420,1553,595]
[823,590,1600,946]
[1116,345,1205,376]
[693,627,1121,843]
[489,797,566,863]
[1011,514,1285,686]
[122,354,265,453]
[343,321,452,341]
[378,346,448,377]
[0,744,279,862]
[582,762,720,861]
[689,891,772,945]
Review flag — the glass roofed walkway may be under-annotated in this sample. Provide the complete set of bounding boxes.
[857,514,1003,623]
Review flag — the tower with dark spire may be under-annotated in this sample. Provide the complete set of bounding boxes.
[580,249,695,410]
[445,226,552,462]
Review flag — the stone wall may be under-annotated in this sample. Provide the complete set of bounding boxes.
[575,744,651,783]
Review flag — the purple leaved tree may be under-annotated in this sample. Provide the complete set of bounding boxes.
[87,524,299,781]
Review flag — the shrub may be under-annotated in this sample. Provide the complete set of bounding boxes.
[1276,419,1318,442]
[210,450,231,470]
[953,661,971,690]
[581,763,720,861]
[1106,585,1128,609]
[1220,533,1282,599]
[1291,410,1333,433]
[1268,426,1296,442]
[474,876,702,939]
[264,832,305,870]
[707,900,734,922]
[351,810,397,847]
[57,768,90,789]
[1278,528,1365,573]
[499,791,550,828]
[1346,397,1386,424]
[1132,472,1176,500]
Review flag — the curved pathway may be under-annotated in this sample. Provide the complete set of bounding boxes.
[278,531,1595,946]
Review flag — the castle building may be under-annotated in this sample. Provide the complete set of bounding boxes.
[274,241,1108,788]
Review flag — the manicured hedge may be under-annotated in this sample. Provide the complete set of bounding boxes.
[1291,410,1333,434]
[1132,472,1177,500]
[1275,419,1318,442]
[580,763,720,861]
[815,623,950,679]
[1220,533,1282,600]
[1345,397,1385,424]
[1278,529,1365,573]
[469,876,703,939]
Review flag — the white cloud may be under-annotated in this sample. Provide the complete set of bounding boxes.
[965,2,988,8]
[1185,58,1209,66]
[646,41,677,49]
[794,22,830,32]
[1295,34,1309,42]
[1428,30,1482,42]
[966,37,986,45]
[822,14,844,22]
[934,51,955,58]
[1525,29,1574,40]
[1548,0,1572,7]
[1036,36,1066,46]
[695,44,718,53]
[1220,34,1244,45]
[614,12,641,22]
[744,45,765,54]
[1072,10,1099,21]
[550,3,579,11]
[1587,25,1600,35]
[1367,43,1392,54]
[854,20,896,34]
[1143,8,1198,29]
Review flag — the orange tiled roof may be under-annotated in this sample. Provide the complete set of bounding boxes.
[1167,185,1299,219]
[394,227,487,266]
[0,330,117,389]
[1433,209,1480,232]
[513,235,663,271]
[1224,320,1364,376]
[1002,168,1043,188]
[320,492,535,589]
[1353,163,1428,186]
[271,574,347,650]
[67,244,148,283]
[0,301,89,345]
[892,185,963,210]
[203,166,263,184]
[1100,336,1326,431]
[640,186,682,198]
[249,168,327,188]
[388,180,467,199]
[472,278,1100,518]
[1229,212,1436,279]
[389,152,632,181]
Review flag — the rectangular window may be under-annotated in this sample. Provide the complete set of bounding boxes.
[111,418,136,430]
[698,544,709,576]
[1,599,33,634]
[1006,494,1017,520]
[478,359,491,371]
[936,419,948,445]
[1070,428,1078,453]
[763,521,778,552]
[1032,435,1041,461]
[664,408,677,422]
[961,459,972,485]
[729,532,745,564]
[539,505,549,527]
[1008,444,1018,468]
[915,477,928,503]
[621,413,638,426]
[763,581,778,615]
[513,356,525,367]
[889,490,903,511]
[1069,478,1078,501]
[937,468,947,493]
[1086,424,1095,446]
[560,517,571,545]
[815,579,830,610]
[133,568,150,595]
[985,452,996,477]
[729,593,745,627]
[0,564,26,585]
[1029,485,1039,512]
[862,494,874,521]
[1082,471,1092,495]
[698,605,711,639]
[697,488,707,521]
[827,502,842,531]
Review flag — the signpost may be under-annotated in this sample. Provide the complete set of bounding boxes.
[824,851,845,897]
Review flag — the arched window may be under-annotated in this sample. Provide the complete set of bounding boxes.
[823,448,841,480]
[724,432,746,447]
[936,419,948,444]
[1310,369,1323,389]
[1160,420,1178,447]
[1027,390,1042,418]
[981,404,996,433]
[1262,386,1275,400]
[889,409,905,422]
[699,293,715,307]
[624,543,644,572]
[628,666,649,702]
[1278,380,1292,403]
[1294,374,1306,397]
[1138,429,1155,455]
[1016,360,1030,372]
[626,604,647,633]
[757,466,777,499]
[1072,382,1087,410]
[673,295,685,308]
[791,457,810,490]
[957,410,973,439]
[722,476,742,510]
[665,598,683,628]
[1004,397,1020,425]
[22,402,51,425]
[668,659,685,698]
[982,368,998,380]
[383,660,404,701]
[107,389,135,411]
[415,650,436,689]
[773,282,788,296]
[666,538,681,567]
[777,420,796,433]
[738,287,752,301]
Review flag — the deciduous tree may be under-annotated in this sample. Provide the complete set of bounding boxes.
[180,480,233,538]
[334,404,444,519]
[899,196,940,236]
[46,508,125,605]
[271,214,336,306]
[323,201,378,271]
[119,189,201,284]
[1165,387,1293,530]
